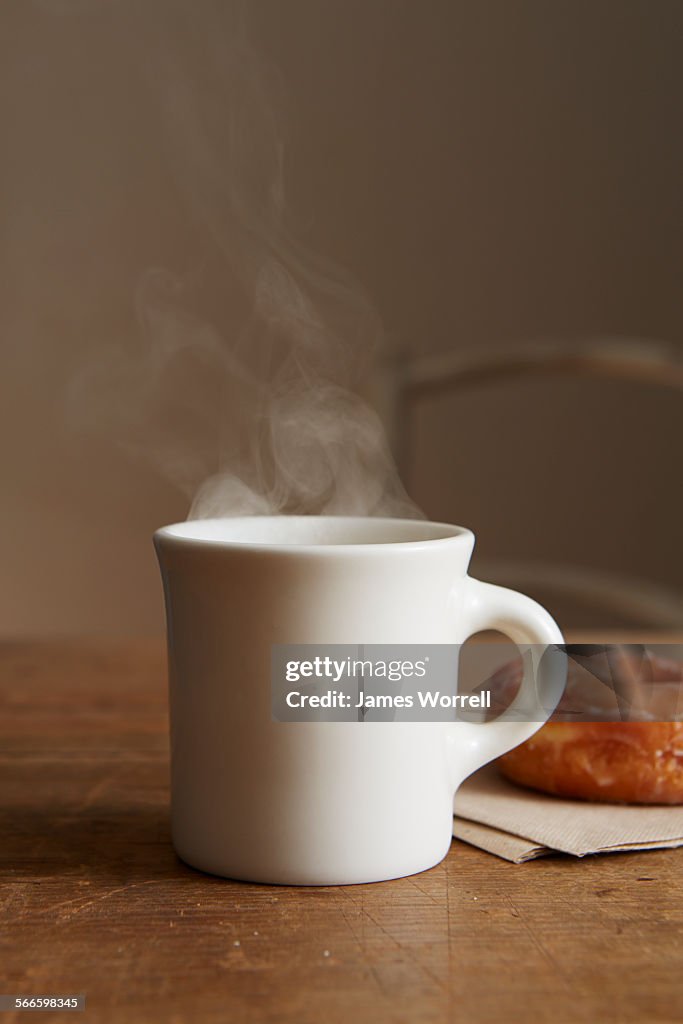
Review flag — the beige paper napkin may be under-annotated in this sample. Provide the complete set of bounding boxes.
[453,766,683,863]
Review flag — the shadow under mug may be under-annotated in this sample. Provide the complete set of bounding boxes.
[154,516,565,885]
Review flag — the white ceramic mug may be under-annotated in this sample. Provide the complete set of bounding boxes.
[154,516,564,885]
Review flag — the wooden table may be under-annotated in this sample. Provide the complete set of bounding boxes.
[1,640,681,1023]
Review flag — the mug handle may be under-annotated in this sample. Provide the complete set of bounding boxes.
[450,577,566,781]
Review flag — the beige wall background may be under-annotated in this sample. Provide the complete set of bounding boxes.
[1,0,681,635]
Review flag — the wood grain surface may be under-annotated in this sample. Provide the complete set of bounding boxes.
[1,640,682,1024]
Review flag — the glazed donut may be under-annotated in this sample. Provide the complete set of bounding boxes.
[494,649,683,804]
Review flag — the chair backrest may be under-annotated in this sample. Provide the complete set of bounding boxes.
[373,338,683,629]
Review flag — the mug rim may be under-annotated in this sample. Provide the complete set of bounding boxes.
[154,515,475,554]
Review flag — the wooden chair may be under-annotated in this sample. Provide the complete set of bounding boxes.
[374,338,683,628]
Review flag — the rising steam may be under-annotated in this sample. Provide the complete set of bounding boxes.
[65,0,420,520]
